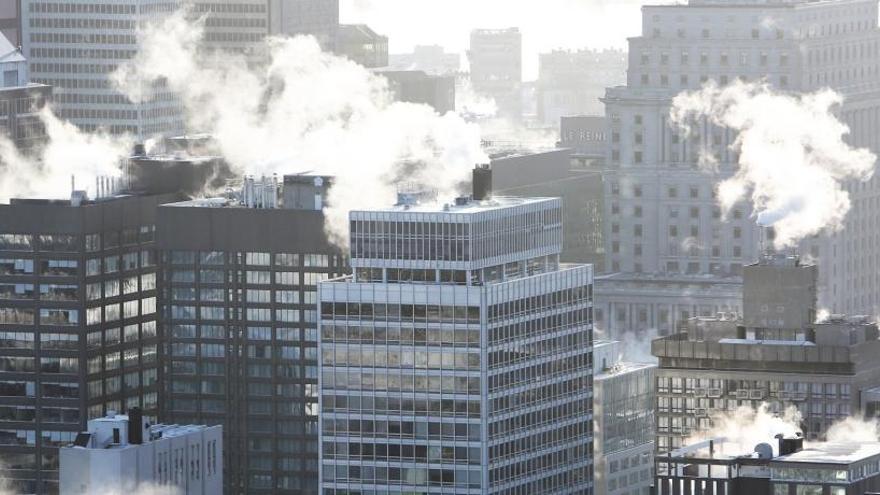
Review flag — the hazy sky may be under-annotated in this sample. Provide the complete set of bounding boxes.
[340,0,667,80]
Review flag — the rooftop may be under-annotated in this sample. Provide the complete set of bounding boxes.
[358,195,559,215]
[777,443,880,465]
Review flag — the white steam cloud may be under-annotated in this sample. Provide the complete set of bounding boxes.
[112,9,486,247]
[670,81,876,248]
[0,108,132,202]
[685,402,880,454]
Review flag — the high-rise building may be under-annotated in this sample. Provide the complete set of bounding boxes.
[192,0,269,63]
[337,24,388,69]
[592,341,655,495]
[0,187,182,494]
[0,0,21,48]
[21,0,184,138]
[0,30,51,153]
[651,254,880,453]
[156,175,347,495]
[469,28,522,120]
[657,433,880,495]
[601,0,880,317]
[59,409,223,495]
[268,0,339,53]
[318,175,594,494]
[537,49,626,127]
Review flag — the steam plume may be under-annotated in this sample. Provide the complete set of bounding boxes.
[683,403,802,455]
[670,81,876,248]
[0,108,131,202]
[112,9,486,247]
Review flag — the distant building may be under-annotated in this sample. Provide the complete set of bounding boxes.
[491,148,605,267]
[192,0,269,63]
[378,70,455,114]
[593,272,742,337]
[268,0,339,53]
[593,341,655,495]
[657,433,880,495]
[537,49,626,126]
[652,254,880,452]
[0,188,183,494]
[388,45,460,76]
[60,409,222,495]
[469,28,522,120]
[559,115,609,167]
[21,0,185,138]
[337,24,388,68]
[156,177,347,494]
[0,30,51,152]
[318,174,594,493]
[0,0,20,48]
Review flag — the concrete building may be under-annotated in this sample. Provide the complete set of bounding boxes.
[537,49,626,127]
[337,24,388,69]
[559,115,609,167]
[593,272,742,336]
[389,45,460,76]
[378,70,455,114]
[268,0,339,53]
[0,187,182,494]
[0,30,51,153]
[0,0,21,48]
[318,176,594,493]
[593,341,655,495]
[59,409,222,495]
[651,254,880,453]
[156,177,347,495]
[469,28,522,120]
[21,0,184,138]
[601,0,880,317]
[491,148,605,268]
[657,433,880,495]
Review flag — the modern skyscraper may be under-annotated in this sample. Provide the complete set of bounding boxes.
[156,175,347,495]
[651,253,880,453]
[318,174,594,494]
[0,187,181,494]
[268,0,339,53]
[192,0,269,62]
[21,0,184,138]
[469,28,522,120]
[337,24,388,69]
[602,0,880,319]
[592,341,655,495]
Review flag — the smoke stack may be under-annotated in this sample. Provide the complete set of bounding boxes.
[709,439,714,458]
[128,407,143,444]
[132,143,146,157]
[472,164,492,201]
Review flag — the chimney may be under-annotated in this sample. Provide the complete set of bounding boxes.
[128,407,143,444]
[709,439,714,458]
[132,143,146,157]
[472,164,492,201]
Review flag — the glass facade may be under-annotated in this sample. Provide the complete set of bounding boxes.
[320,197,594,495]
[161,249,346,495]
[0,197,167,495]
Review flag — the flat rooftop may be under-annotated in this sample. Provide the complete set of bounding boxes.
[360,196,559,215]
[776,443,880,465]
[596,361,656,379]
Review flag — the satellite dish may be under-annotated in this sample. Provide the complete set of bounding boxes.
[314,177,324,187]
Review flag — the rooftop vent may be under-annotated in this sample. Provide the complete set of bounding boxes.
[472,164,492,201]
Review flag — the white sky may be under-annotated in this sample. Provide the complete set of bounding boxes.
[340,0,674,80]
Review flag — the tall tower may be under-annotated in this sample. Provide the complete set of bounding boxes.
[318,174,594,493]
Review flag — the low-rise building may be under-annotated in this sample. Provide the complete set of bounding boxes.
[657,433,880,495]
[60,409,222,495]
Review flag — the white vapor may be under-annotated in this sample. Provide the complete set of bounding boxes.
[684,403,802,455]
[0,108,132,202]
[670,81,876,248]
[112,10,486,247]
